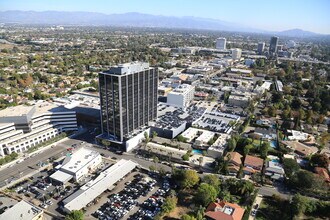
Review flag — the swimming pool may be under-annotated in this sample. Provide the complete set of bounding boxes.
[192,149,203,154]
[270,140,277,148]
[271,159,280,163]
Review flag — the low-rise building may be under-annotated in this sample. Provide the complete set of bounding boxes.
[181,127,215,146]
[228,95,250,108]
[207,134,230,158]
[243,155,264,175]
[50,147,102,183]
[0,200,43,220]
[145,142,187,160]
[205,200,245,220]
[265,156,285,180]
[62,159,138,213]
[226,152,243,175]
[282,141,318,157]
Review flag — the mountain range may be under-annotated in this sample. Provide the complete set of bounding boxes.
[0,10,324,37]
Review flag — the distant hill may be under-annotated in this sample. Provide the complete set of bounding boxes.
[0,10,262,33]
[0,10,325,37]
[277,28,322,37]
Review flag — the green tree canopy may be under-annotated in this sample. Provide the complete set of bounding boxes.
[194,183,217,206]
[283,158,300,178]
[202,174,221,190]
[161,195,178,214]
[182,170,200,189]
[65,210,84,220]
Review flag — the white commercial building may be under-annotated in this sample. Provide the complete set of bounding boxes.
[167,84,195,108]
[216,37,226,50]
[50,147,102,183]
[207,134,230,158]
[146,142,187,160]
[0,101,77,157]
[232,48,242,60]
[62,159,138,213]
[181,127,215,146]
[0,200,43,220]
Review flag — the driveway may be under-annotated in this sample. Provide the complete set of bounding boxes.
[249,195,263,220]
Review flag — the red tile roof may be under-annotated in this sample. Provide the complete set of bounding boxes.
[205,201,245,220]
[244,155,263,169]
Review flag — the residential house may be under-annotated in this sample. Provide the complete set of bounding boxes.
[281,141,318,157]
[265,155,285,181]
[226,152,243,175]
[243,155,264,175]
[205,200,245,220]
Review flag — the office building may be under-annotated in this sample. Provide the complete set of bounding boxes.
[98,62,158,148]
[231,48,242,60]
[269,36,279,54]
[167,84,195,108]
[216,37,226,50]
[0,101,77,157]
[257,42,265,55]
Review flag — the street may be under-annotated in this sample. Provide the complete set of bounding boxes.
[0,129,172,189]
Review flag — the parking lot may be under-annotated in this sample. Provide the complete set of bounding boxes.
[6,156,113,217]
[83,171,172,220]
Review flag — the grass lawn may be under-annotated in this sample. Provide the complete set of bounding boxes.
[164,206,191,220]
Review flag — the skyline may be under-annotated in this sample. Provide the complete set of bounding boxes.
[1,0,330,34]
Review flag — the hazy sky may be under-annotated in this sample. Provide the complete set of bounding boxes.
[1,0,330,34]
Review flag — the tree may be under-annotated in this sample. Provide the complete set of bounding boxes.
[181,214,197,220]
[243,144,253,156]
[195,183,217,206]
[182,170,200,189]
[152,131,158,139]
[310,153,330,168]
[283,158,300,178]
[228,138,237,151]
[291,194,309,217]
[259,142,270,159]
[177,135,188,143]
[202,174,220,190]
[161,195,178,214]
[144,131,150,143]
[65,210,84,220]
[182,153,190,161]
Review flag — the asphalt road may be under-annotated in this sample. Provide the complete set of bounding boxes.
[0,128,172,188]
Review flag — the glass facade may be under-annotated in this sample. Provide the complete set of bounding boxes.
[99,65,158,142]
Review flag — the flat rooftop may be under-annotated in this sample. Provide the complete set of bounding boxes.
[61,147,100,174]
[0,200,43,220]
[63,159,138,212]
[102,62,151,76]
[0,105,33,117]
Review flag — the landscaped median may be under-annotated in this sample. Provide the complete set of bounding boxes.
[0,152,19,166]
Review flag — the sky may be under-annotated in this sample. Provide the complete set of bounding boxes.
[1,0,330,34]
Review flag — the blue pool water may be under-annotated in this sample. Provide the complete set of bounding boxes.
[271,159,280,163]
[270,140,277,148]
[192,149,203,154]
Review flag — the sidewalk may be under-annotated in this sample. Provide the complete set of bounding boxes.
[248,195,263,220]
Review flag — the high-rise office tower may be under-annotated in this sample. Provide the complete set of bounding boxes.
[269,36,279,54]
[257,42,265,55]
[232,48,242,60]
[98,62,158,144]
[216,37,226,50]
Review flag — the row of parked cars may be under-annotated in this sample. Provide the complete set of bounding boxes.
[128,178,171,220]
[93,174,157,220]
